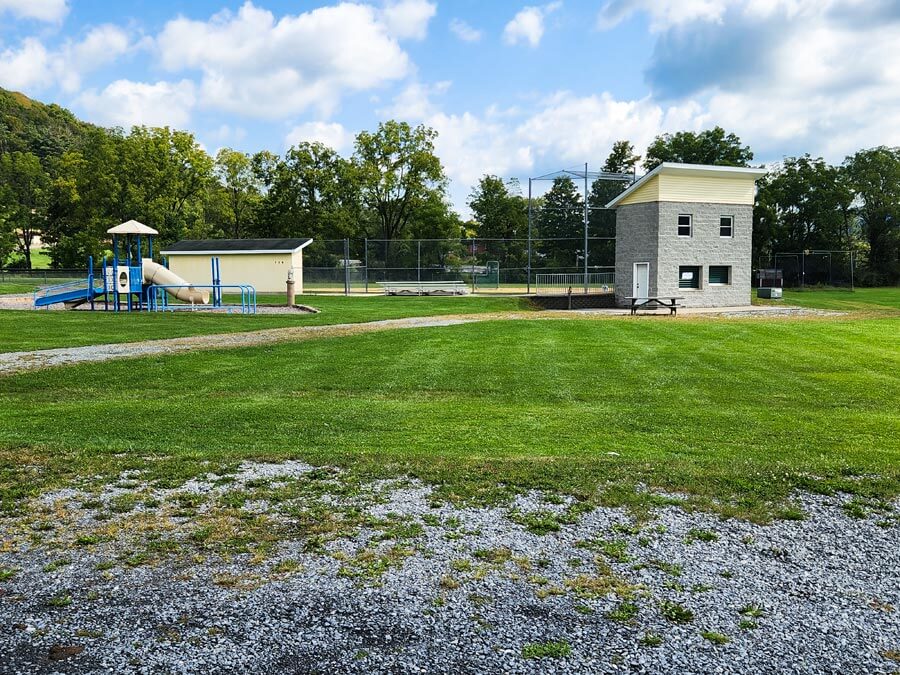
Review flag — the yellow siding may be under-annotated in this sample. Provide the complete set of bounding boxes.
[618,172,757,206]
[167,253,295,294]
[658,174,756,205]
[618,175,660,205]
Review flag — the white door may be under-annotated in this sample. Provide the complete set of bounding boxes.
[633,262,649,302]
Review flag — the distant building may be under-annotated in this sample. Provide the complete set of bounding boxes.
[607,163,766,308]
[160,238,313,294]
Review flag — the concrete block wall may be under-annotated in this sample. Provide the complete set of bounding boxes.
[614,201,752,308]
[655,202,752,308]
[614,201,659,306]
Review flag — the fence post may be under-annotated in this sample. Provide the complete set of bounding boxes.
[583,162,589,293]
[527,178,533,294]
[343,238,350,296]
[470,238,476,293]
[417,240,421,283]
[364,238,369,294]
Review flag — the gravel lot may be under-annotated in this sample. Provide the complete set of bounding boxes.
[1,461,897,674]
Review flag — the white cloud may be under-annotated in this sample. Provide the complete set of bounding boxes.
[381,0,436,41]
[0,0,68,22]
[503,2,561,48]
[284,121,353,152]
[156,1,413,119]
[78,79,197,128]
[0,25,131,93]
[449,18,482,42]
[380,80,451,119]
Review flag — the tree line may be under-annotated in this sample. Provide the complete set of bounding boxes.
[0,89,897,284]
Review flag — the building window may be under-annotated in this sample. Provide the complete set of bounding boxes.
[678,214,692,237]
[709,265,731,285]
[679,265,701,289]
[720,215,734,238]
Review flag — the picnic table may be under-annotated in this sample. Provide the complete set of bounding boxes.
[625,296,684,316]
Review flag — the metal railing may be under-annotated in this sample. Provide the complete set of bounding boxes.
[535,272,615,295]
[149,284,257,314]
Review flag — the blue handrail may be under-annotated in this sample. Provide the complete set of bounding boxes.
[148,284,257,314]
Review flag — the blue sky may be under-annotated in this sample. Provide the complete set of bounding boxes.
[1,0,899,213]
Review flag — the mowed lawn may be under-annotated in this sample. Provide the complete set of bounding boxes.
[757,286,900,313]
[1,316,897,520]
[0,295,532,352]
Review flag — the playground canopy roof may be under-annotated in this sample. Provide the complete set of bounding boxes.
[161,238,313,255]
[107,220,159,235]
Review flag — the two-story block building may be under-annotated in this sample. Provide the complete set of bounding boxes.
[607,162,766,308]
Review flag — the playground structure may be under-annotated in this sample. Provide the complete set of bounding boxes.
[32,221,257,313]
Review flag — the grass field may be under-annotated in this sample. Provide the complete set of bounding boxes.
[0,295,533,352]
[1,314,897,521]
[755,287,900,313]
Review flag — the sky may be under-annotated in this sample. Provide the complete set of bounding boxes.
[1,0,900,214]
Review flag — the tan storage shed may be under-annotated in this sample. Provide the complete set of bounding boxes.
[160,238,313,294]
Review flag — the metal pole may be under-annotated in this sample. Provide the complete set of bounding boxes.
[471,238,476,293]
[417,240,421,283]
[343,238,350,296]
[850,250,854,291]
[527,178,533,294]
[584,162,589,293]
[364,238,369,294]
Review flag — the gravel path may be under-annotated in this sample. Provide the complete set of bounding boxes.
[0,315,492,375]
[1,461,897,674]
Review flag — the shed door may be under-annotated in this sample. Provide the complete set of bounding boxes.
[633,263,650,302]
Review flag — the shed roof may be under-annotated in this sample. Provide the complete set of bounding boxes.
[605,162,767,208]
[107,220,159,235]
[160,238,313,255]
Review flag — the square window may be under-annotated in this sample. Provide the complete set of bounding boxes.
[720,216,734,237]
[678,214,692,237]
[679,265,701,289]
[709,265,731,285]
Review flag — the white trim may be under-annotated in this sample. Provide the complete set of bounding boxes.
[677,213,693,238]
[719,215,734,238]
[633,261,650,302]
[606,162,767,208]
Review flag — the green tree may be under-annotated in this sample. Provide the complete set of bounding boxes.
[0,151,51,268]
[353,120,447,243]
[214,148,259,238]
[602,140,641,174]
[843,147,900,284]
[538,177,584,269]
[468,175,529,274]
[644,126,753,170]
[753,156,855,265]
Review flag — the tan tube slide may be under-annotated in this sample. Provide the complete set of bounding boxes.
[142,259,210,304]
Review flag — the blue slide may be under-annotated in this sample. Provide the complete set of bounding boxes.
[33,278,104,308]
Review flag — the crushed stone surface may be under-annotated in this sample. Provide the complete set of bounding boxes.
[0,461,897,674]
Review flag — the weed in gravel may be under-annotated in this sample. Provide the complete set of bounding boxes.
[578,537,631,563]
[75,533,103,546]
[639,632,663,647]
[638,536,651,547]
[109,494,139,514]
[337,546,414,583]
[43,557,71,573]
[606,601,639,623]
[660,600,694,624]
[741,535,755,545]
[522,640,571,659]
[565,572,639,600]
[451,559,472,572]
[686,528,719,543]
[473,547,512,565]
[0,567,17,581]
[719,569,734,578]
[94,560,115,571]
[701,631,731,645]
[611,523,642,536]
[75,629,103,638]
[440,575,460,590]
[508,509,561,535]
[535,585,565,600]
[420,513,441,526]
[272,559,302,575]
[739,603,765,618]
[574,603,594,615]
[881,650,900,662]
[739,619,758,630]
[46,592,72,607]
[691,584,713,593]
[647,559,683,577]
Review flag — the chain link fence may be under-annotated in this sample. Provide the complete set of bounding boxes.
[302,238,616,294]
[756,251,857,289]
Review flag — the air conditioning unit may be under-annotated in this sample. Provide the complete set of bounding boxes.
[757,287,782,299]
[116,267,131,293]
